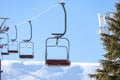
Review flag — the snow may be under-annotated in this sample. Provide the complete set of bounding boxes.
[1,60,99,80]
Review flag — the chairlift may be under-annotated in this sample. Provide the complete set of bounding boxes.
[19,21,34,59]
[1,33,9,55]
[8,26,18,53]
[0,18,9,33]
[45,2,71,66]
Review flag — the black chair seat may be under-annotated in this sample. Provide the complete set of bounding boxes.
[19,55,34,59]
[8,50,18,53]
[1,52,9,55]
[46,59,70,66]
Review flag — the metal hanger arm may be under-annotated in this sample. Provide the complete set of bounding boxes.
[12,26,17,41]
[52,2,67,37]
[60,2,67,36]
[28,20,32,41]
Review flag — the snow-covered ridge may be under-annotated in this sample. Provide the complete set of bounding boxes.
[1,60,99,80]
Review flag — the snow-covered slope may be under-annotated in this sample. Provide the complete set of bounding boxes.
[1,60,99,80]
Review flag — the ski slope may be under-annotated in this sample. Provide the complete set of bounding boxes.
[1,60,99,80]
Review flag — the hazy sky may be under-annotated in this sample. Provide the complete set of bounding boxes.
[0,0,118,62]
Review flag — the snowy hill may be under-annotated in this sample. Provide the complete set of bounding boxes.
[1,60,99,80]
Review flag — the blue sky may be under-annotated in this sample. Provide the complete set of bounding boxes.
[0,0,118,62]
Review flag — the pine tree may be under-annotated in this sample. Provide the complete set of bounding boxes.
[89,3,120,80]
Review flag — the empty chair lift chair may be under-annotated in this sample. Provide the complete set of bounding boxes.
[19,21,34,59]
[8,26,18,53]
[45,2,71,66]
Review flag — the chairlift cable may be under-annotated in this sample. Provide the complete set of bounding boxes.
[29,2,58,20]
[14,1,62,27]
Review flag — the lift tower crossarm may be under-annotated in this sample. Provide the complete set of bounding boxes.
[0,18,9,28]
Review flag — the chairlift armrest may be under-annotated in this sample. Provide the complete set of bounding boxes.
[23,40,30,42]
[52,33,63,35]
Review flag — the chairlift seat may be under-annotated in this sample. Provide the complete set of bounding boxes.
[19,55,34,59]
[46,59,70,66]
[8,50,18,53]
[1,52,9,55]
